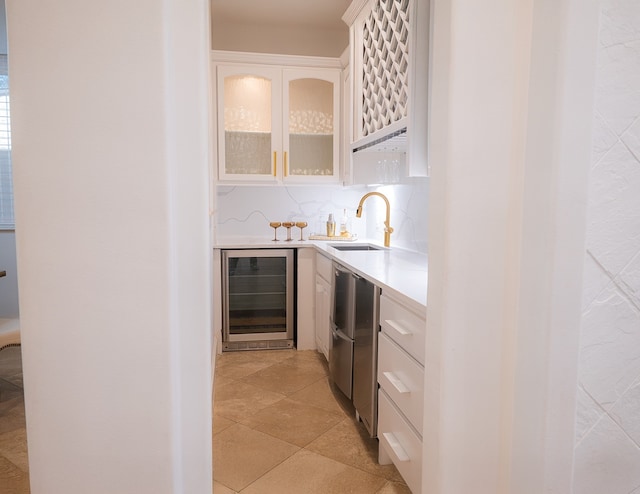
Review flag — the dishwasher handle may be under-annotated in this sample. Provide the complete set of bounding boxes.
[330,323,353,343]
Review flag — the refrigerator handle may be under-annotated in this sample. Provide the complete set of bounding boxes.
[331,325,353,343]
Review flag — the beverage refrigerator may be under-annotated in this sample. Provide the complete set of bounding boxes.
[221,249,295,351]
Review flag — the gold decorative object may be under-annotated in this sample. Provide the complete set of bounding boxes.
[282,221,295,241]
[356,192,394,247]
[269,221,282,241]
[295,221,308,241]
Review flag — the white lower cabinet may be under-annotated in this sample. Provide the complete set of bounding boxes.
[378,332,424,436]
[315,252,333,360]
[378,390,423,494]
[379,293,426,365]
[377,291,426,493]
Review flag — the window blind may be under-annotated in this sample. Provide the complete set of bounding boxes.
[0,53,12,230]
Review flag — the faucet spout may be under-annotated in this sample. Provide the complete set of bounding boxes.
[355,192,394,247]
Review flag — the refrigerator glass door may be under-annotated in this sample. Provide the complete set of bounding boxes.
[222,249,294,344]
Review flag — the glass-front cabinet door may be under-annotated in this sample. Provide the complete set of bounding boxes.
[217,65,282,182]
[283,69,341,183]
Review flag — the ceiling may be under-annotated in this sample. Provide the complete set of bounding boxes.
[211,0,351,31]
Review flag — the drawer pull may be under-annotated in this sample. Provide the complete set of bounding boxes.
[383,371,410,394]
[386,319,412,336]
[382,432,410,462]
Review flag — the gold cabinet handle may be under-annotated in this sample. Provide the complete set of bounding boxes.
[273,151,277,177]
[284,151,288,177]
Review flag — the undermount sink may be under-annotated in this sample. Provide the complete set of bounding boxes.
[329,243,385,251]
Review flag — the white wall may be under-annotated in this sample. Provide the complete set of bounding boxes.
[425,1,537,489]
[211,22,348,58]
[7,1,212,493]
[573,0,640,491]
[510,1,600,491]
[425,0,599,492]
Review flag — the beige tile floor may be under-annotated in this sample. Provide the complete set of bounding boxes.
[0,346,30,494]
[0,346,409,493]
[213,349,410,493]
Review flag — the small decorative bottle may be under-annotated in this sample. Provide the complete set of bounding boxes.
[340,209,349,237]
[326,213,336,237]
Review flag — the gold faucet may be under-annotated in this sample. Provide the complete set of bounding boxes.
[355,192,394,247]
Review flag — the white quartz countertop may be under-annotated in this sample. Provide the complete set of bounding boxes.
[214,236,427,312]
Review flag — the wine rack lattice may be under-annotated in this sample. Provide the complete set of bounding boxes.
[361,0,410,137]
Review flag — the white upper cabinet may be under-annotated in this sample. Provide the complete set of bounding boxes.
[343,0,430,177]
[214,54,342,184]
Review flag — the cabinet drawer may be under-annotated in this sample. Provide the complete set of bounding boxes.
[316,252,333,282]
[378,390,422,494]
[380,294,426,365]
[378,332,424,436]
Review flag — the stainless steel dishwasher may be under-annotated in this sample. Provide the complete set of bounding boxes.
[329,262,380,437]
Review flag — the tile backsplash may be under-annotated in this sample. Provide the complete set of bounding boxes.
[215,180,428,254]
